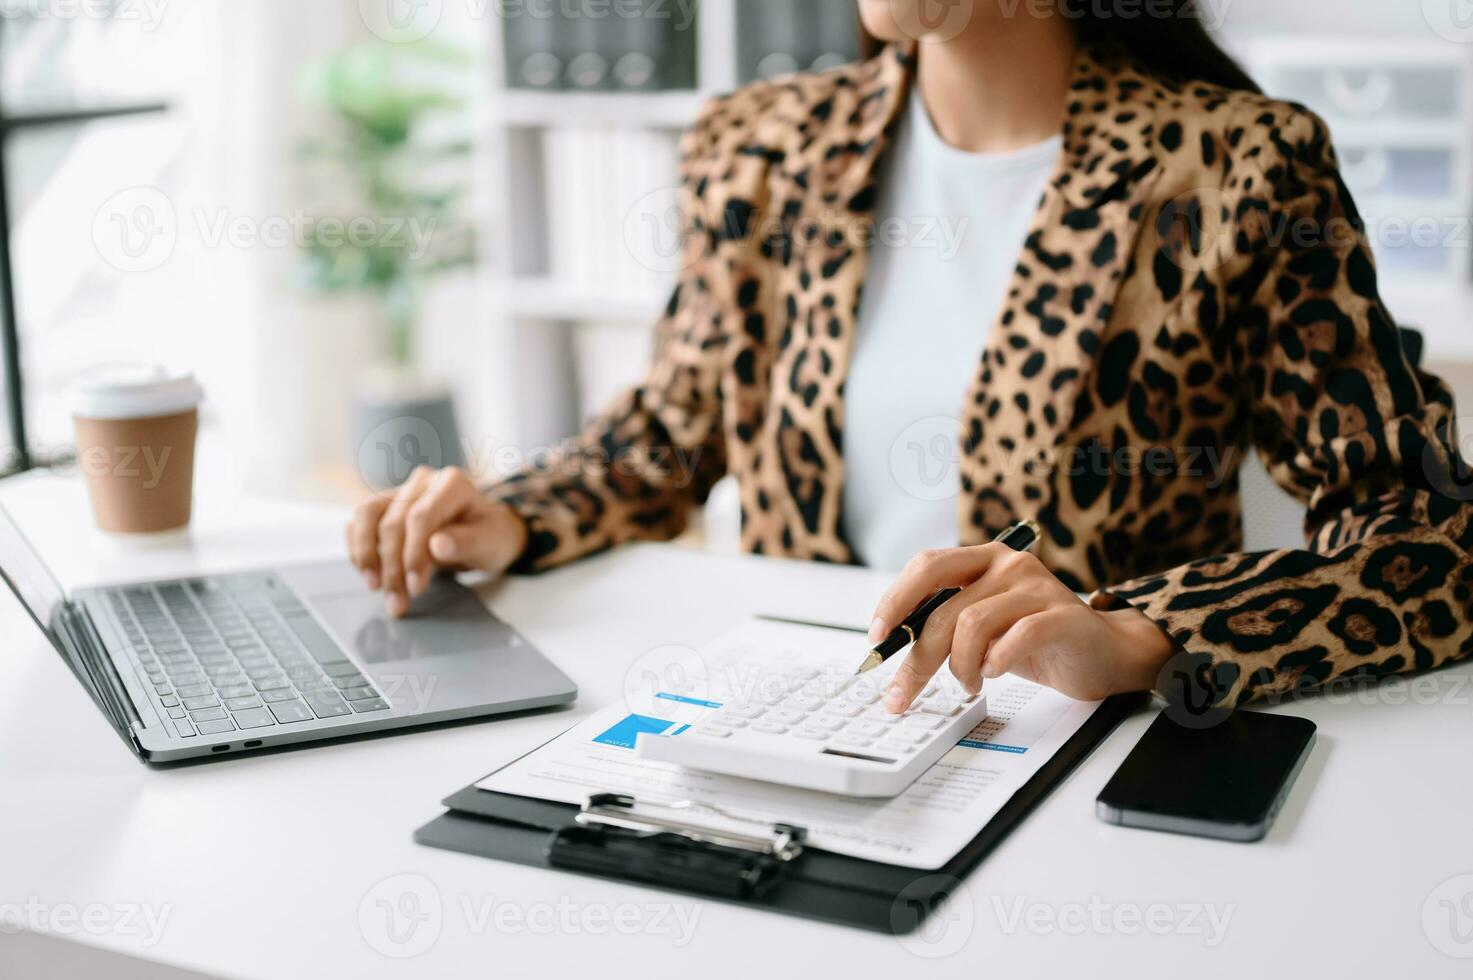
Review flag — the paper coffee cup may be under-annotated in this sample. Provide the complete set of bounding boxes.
[70,365,203,533]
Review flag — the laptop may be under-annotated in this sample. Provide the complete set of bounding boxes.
[0,502,577,763]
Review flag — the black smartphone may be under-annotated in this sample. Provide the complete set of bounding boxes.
[1096,710,1317,842]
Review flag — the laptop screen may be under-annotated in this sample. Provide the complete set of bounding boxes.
[0,501,69,653]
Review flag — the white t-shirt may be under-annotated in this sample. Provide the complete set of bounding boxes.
[842,88,1062,571]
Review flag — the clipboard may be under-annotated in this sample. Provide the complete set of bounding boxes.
[413,691,1145,935]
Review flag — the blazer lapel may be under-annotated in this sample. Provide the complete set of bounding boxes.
[955,45,1165,583]
[766,44,912,563]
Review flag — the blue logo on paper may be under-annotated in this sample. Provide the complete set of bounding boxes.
[593,713,677,749]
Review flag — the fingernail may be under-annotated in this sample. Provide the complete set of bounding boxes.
[407,571,423,596]
[363,570,380,591]
[982,660,1000,679]
[387,592,408,618]
[884,685,906,714]
[868,618,885,643]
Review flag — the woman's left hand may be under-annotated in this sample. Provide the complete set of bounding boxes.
[870,544,1177,712]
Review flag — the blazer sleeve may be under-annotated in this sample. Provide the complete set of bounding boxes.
[1097,104,1473,708]
[485,99,739,573]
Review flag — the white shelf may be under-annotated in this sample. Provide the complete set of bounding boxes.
[491,89,708,129]
[495,278,668,322]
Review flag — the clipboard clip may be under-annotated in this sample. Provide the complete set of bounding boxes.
[546,794,808,899]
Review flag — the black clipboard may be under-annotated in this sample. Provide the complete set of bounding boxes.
[413,691,1145,935]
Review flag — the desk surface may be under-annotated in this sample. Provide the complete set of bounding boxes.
[1,471,1470,979]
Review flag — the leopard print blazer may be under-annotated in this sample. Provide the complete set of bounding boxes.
[489,42,1473,709]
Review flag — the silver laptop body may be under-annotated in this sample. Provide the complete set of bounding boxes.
[0,503,576,763]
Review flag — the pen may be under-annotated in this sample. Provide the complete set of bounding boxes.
[854,520,1043,675]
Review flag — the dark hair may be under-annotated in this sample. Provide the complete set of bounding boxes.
[858,0,1261,94]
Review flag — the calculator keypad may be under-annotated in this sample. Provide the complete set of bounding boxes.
[692,669,974,760]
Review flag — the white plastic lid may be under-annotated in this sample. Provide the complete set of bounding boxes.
[69,364,204,421]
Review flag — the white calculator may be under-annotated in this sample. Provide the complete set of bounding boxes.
[635,661,988,798]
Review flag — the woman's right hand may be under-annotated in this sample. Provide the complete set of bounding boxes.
[346,466,528,618]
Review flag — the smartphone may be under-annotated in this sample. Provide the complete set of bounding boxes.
[1096,710,1317,842]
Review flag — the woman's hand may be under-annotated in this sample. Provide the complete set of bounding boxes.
[346,466,527,618]
[870,544,1175,712]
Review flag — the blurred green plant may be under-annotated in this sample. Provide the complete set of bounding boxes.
[295,40,478,368]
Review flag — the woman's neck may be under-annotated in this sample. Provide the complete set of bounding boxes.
[914,18,1078,154]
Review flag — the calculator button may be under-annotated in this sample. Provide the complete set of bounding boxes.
[793,728,829,740]
[810,715,847,730]
[917,702,962,717]
[723,705,765,719]
[876,739,918,755]
[712,715,749,728]
[695,726,732,738]
[846,721,887,738]
[766,709,805,725]
[899,714,945,731]
[827,702,863,717]
[751,722,791,735]
[830,735,873,749]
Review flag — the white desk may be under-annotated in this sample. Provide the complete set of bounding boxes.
[1,470,1471,980]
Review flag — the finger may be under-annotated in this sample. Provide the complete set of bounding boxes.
[429,518,513,572]
[982,612,1056,681]
[949,591,1049,694]
[378,468,435,616]
[347,496,391,587]
[402,470,474,596]
[870,544,1016,642]
[881,584,986,714]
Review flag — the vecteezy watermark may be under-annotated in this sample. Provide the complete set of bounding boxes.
[1424,414,1473,502]
[891,875,976,958]
[873,0,1233,43]
[357,417,450,492]
[891,415,964,503]
[0,0,170,31]
[359,874,443,958]
[889,420,1239,503]
[621,187,973,276]
[1425,874,1473,958]
[356,428,710,495]
[988,894,1235,947]
[1159,645,1473,730]
[92,187,439,275]
[358,0,698,43]
[1423,0,1473,44]
[92,187,178,274]
[623,644,712,724]
[357,874,702,957]
[55,444,175,490]
[1155,185,1473,276]
[0,898,172,947]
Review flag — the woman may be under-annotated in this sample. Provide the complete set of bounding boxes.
[347,1,1473,716]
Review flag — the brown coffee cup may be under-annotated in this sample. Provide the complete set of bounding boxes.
[71,366,203,533]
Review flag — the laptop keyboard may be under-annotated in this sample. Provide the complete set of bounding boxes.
[108,576,388,740]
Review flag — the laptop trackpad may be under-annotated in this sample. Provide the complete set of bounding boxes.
[309,581,519,665]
